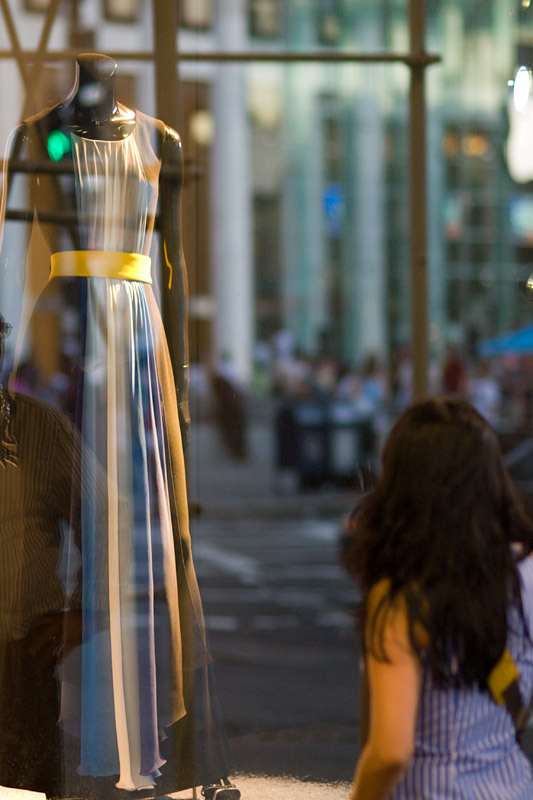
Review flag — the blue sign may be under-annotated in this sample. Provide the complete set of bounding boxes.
[323,184,345,235]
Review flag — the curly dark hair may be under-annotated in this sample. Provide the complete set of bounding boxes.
[343,396,533,688]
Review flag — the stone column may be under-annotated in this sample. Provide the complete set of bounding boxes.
[210,0,253,382]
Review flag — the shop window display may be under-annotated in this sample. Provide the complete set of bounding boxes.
[0,53,238,800]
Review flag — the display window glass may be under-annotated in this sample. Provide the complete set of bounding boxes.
[2,3,533,798]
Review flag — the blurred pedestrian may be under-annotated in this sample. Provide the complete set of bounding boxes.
[211,352,248,459]
[343,397,533,800]
[442,344,468,395]
[272,347,312,398]
[360,353,389,461]
[469,358,502,429]
[360,353,387,412]
[389,345,412,413]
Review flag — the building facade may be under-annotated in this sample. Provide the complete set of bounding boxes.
[1,0,533,386]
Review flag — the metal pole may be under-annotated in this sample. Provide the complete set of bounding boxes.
[409,0,429,400]
[152,0,181,130]
[0,48,440,65]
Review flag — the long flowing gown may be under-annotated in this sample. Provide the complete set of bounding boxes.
[0,109,229,799]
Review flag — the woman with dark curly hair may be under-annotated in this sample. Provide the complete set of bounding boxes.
[344,397,533,800]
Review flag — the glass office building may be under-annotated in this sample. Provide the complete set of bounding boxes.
[244,1,533,371]
[186,0,533,389]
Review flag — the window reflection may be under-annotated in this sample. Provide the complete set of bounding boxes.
[179,0,213,30]
[316,0,343,45]
[248,0,283,39]
[4,0,533,794]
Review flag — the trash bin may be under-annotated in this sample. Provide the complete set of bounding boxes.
[328,402,375,486]
[293,401,329,488]
[275,398,375,490]
[328,401,362,482]
[275,399,328,488]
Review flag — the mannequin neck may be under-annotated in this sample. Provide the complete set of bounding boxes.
[62,53,135,140]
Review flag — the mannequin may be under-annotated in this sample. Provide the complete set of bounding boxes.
[1,52,190,439]
[0,55,237,800]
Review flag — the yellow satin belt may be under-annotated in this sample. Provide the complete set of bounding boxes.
[50,250,152,284]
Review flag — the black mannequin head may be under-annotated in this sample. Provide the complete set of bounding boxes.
[76,53,117,120]
[59,53,135,140]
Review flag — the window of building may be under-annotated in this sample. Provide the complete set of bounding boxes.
[179,0,213,30]
[316,0,343,45]
[248,0,283,39]
[23,0,49,11]
[103,0,140,23]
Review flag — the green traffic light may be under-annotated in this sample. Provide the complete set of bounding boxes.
[47,130,71,162]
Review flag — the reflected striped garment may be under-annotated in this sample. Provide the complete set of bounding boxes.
[389,556,533,800]
[0,393,76,641]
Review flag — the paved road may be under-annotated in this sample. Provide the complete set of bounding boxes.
[191,512,361,786]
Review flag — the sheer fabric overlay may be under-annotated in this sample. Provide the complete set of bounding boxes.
[0,111,225,797]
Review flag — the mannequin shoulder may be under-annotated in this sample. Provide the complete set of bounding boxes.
[135,109,181,144]
[11,104,66,159]
[163,124,182,148]
[1,119,37,164]
[23,102,64,135]
[134,110,182,162]
[161,124,183,170]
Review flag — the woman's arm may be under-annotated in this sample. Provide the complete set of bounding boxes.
[350,585,422,800]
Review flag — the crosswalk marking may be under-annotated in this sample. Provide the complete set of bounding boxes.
[192,515,357,635]
[251,615,300,630]
[193,540,261,585]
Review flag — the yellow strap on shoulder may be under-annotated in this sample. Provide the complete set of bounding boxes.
[487,649,520,705]
[50,250,152,284]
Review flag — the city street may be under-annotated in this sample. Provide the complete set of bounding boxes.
[192,513,361,785]
[186,405,364,794]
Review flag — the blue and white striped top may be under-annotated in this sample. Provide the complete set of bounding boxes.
[389,556,533,800]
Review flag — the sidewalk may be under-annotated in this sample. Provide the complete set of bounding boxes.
[0,775,352,799]
[186,399,359,521]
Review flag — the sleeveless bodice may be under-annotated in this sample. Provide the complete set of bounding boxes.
[71,122,159,255]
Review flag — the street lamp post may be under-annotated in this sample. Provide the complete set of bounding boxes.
[409,0,430,400]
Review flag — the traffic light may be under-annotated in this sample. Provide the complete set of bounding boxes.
[46,129,71,162]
